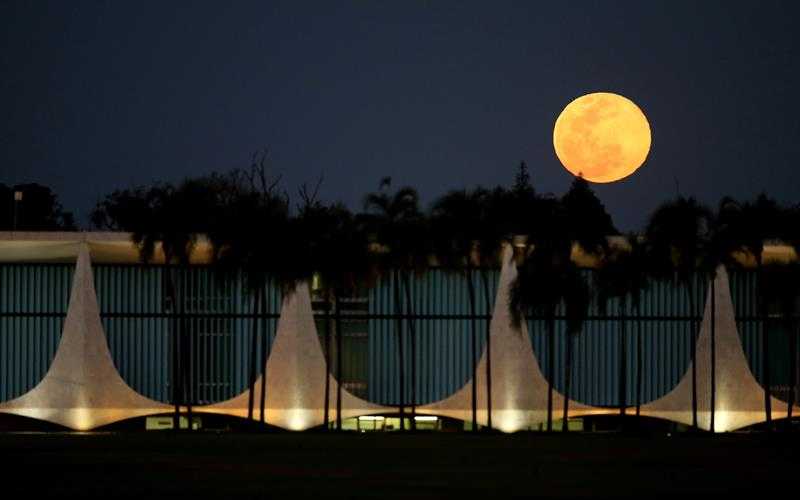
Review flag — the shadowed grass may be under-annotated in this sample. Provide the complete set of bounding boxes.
[0,432,796,498]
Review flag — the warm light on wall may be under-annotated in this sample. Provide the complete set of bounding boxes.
[494,411,530,433]
[283,410,314,431]
[73,408,94,431]
[358,415,385,421]
[714,411,731,433]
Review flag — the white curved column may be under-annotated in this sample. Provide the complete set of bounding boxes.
[199,282,390,430]
[418,244,611,432]
[641,266,800,431]
[0,243,170,430]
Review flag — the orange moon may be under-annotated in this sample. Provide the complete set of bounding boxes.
[553,92,651,183]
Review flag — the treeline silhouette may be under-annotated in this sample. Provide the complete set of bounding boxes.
[0,183,75,230]
[82,157,800,433]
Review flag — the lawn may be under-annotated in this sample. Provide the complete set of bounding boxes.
[0,432,796,498]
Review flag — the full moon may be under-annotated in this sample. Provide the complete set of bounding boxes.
[553,92,651,183]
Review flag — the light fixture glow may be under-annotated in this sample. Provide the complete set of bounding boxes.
[358,415,385,421]
[413,416,438,422]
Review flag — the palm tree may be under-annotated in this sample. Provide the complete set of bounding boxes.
[395,214,431,432]
[484,179,540,430]
[131,186,180,431]
[431,188,492,432]
[92,179,214,430]
[626,236,651,422]
[559,175,613,431]
[208,167,291,427]
[132,181,217,430]
[560,263,591,432]
[287,181,344,431]
[508,191,569,432]
[475,188,511,431]
[760,262,800,431]
[715,194,783,430]
[781,205,800,427]
[511,233,590,431]
[362,179,423,430]
[597,235,650,429]
[645,196,713,431]
[299,199,374,431]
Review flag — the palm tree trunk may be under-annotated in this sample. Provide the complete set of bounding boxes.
[788,322,797,431]
[259,285,268,425]
[635,302,643,423]
[335,292,343,431]
[710,277,716,433]
[465,263,479,432]
[323,295,331,431]
[687,282,698,430]
[402,272,417,431]
[392,269,406,431]
[247,287,261,423]
[179,269,192,430]
[546,313,555,432]
[165,266,181,431]
[562,333,574,433]
[480,269,493,431]
[619,298,627,429]
[758,260,772,431]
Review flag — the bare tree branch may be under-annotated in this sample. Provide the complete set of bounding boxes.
[297,174,324,212]
[245,148,283,196]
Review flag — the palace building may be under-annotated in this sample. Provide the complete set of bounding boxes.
[0,232,798,432]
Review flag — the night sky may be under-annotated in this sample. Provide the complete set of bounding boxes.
[2,1,799,230]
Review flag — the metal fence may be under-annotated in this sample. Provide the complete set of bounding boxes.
[1,263,798,408]
[730,270,800,403]
[95,264,282,404]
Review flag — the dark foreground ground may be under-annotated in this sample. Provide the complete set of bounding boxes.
[0,432,797,498]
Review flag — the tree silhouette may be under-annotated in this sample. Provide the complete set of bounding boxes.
[362,180,424,430]
[597,235,650,429]
[509,193,574,432]
[431,188,490,432]
[715,194,783,430]
[562,175,617,254]
[297,196,374,431]
[2,183,75,230]
[760,262,800,429]
[513,161,534,197]
[93,176,227,430]
[510,229,590,432]
[781,205,800,427]
[645,196,713,431]
[208,163,290,426]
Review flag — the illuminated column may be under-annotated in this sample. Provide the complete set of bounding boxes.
[199,282,390,430]
[418,244,611,432]
[641,266,799,432]
[0,243,170,430]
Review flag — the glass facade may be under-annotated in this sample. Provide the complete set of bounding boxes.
[1,262,798,409]
[0,264,71,401]
[730,270,800,404]
[94,264,281,404]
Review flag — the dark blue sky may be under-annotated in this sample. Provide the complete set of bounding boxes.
[2,1,799,230]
